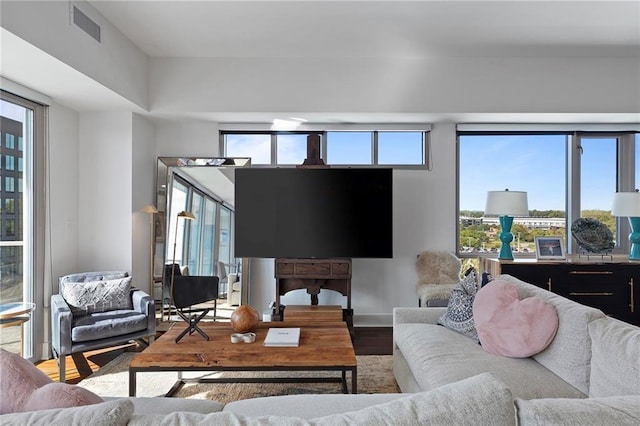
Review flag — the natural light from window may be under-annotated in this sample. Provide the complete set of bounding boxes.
[276,134,308,165]
[225,134,271,164]
[326,132,372,165]
[458,134,567,254]
[378,132,423,165]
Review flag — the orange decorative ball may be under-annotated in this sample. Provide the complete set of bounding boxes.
[230,305,259,333]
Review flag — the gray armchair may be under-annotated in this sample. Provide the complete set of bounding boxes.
[51,271,155,382]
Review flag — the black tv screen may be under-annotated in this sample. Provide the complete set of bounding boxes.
[235,168,393,259]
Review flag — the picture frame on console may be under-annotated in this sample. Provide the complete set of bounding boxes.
[534,236,565,260]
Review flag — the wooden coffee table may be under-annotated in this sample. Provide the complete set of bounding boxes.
[129,321,357,396]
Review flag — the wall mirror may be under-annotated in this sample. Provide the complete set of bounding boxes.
[154,157,251,314]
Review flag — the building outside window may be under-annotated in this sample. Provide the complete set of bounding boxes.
[0,92,46,360]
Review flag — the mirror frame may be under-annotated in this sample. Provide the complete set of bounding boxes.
[154,157,251,307]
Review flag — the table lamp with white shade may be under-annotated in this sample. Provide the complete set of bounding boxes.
[611,190,640,260]
[485,189,529,260]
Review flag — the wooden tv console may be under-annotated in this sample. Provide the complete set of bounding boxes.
[274,258,353,333]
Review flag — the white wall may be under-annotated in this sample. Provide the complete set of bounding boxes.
[155,121,221,157]
[150,57,640,115]
[0,0,148,109]
[78,112,133,271]
[132,114,157,294]
[47,103,81,285]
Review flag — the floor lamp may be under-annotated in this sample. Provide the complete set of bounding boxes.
[141,204,158,298]
[169,210,195,320]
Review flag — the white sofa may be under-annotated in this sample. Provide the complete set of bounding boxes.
[2,274,639,425]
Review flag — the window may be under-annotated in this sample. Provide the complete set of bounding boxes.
[459,134,566,255]
[166,180,188,266]
[0,91,46,360]
[166,174,234,280]
[458,131,639,257]
[276,134,308,165]
[579,137,617,239]
[201,198,217,276]
[5,133,15,149]
[5,177,14,192]
[378,132,424,165]
[326,132,371,165]
[187,193,204,275]
[5,198,14,214]
[218,206,232,266]
[5,219,14,237]
[225,134,271,164]
[222,128,430,167]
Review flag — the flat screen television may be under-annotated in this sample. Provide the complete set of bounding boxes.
[235,168,393,259]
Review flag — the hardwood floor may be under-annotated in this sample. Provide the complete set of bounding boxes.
[36,326,393,383]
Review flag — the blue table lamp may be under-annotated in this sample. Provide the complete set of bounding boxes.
[484,189,529,260]
[611,191,640,261]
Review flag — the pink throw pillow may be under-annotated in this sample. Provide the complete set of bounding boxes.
[472,280,559,358]
[21,382,103,412]
[0,348,53,414]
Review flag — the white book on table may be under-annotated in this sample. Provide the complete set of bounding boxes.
[263,327,301,347]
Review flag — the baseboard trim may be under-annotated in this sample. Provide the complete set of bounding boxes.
[353,314,392,327]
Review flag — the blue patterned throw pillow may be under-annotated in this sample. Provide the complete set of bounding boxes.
[438,269,480,340]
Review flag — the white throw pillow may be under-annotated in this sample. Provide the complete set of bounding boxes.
[62,277,133,316]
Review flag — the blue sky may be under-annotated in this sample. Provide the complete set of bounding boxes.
[460,134,639,212]
[228,132,424,166]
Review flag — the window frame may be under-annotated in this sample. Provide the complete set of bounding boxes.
[220,126,431,169]
[457,130,638,259]
[0,89,46,362]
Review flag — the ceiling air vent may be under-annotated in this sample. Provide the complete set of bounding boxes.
[73,6,101,42]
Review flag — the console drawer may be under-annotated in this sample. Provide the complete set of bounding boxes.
[295,262,331,275]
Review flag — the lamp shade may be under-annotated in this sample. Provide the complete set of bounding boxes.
[177,210,196,220]
[485,190,529,216]
[611,192,640,217]
[141,204,158,214]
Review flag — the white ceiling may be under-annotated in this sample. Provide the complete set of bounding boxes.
[90,0,640,59]
[2,1,639,124]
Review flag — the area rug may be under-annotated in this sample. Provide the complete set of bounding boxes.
[78,352,400,404]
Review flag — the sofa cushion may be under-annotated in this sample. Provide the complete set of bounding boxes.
[224,394,405,418]
[71,310,148,342]
[497,274,606,395]
[102,396,225,415]
[473,279,558,358]
[589,317,640,397]
[437,270,479,340]
[62,277,133,316]
[128,373,516,426]
[22,382,103,412]
[395,322,585,399]
[0,399,133,426]
[515,395,640,425]
[0,348,53,414]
